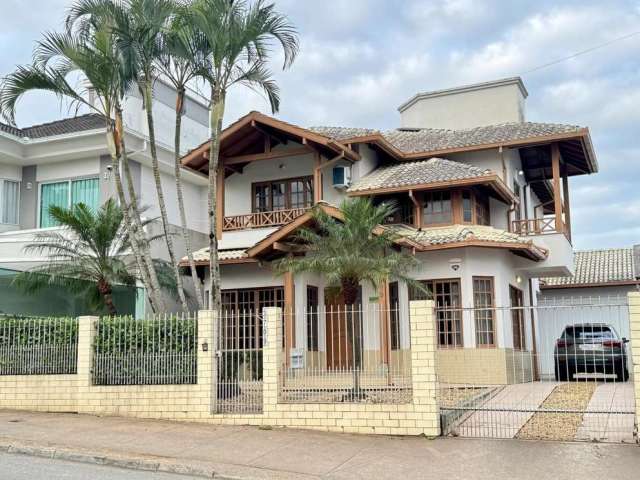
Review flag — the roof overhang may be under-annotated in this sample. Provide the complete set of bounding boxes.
[412,239,548,261]
[540,280,640,290]
[246,203,417,260]
[347,173,517,204]
[181,111,360,173]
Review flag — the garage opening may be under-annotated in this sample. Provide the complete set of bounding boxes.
[438,299,636,443]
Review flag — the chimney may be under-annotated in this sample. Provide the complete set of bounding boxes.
[397,77,528,130]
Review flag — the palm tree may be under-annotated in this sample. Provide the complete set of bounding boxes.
[275,198,421,305]
[188,0,299,310]
[13,200,143,315]
[0,26,166,312]
[66,0,189,312]
[275,198,422,399]
[156,4,209,309]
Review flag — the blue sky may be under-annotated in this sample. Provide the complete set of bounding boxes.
[2,0,640,250]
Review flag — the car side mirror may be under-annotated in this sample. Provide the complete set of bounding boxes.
[622,337,630,344]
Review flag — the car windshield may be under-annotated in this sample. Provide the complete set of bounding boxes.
[562,325,616,342]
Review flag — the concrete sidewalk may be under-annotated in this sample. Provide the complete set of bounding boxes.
[0,410,638,480]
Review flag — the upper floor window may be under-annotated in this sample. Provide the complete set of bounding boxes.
[252,176,313,213]
[0,179,19,225]
[39,178,99,228]
[423,191,452,225]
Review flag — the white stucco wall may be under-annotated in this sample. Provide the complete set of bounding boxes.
[0,164,21,181]
[35,158,100,182]
[400,81,526,130]
[139,164,207,233]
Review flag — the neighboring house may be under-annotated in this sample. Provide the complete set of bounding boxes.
[0,79,210,316]
[540,246,640,300]
[180,77,598,384]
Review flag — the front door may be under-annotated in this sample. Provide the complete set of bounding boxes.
[324,288,362,370]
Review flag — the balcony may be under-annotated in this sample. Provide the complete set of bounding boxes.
[223,208,309,231]
[511,216,574,277]
[511,217,565,236]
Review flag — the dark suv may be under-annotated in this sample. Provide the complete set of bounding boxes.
[554,323,629,382]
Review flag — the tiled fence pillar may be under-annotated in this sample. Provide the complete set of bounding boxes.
[76,315,98,413]
[409,300,440,436]
[628,292,640,438]
[197,310,216,414]
[262,307,282,415]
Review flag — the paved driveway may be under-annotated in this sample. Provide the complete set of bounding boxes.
[453,381,635,442]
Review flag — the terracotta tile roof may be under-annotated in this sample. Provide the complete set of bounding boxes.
[542,247,640,287]
[183,248,248,264]
[393,224,531,246]
[347,158,492,193]
[310,122,584,155]
[0,114,106,139]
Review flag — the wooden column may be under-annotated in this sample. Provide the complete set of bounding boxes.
[562,164,572,241]
[551,144,563,233]
[409,190,422,229]
[215,166,225,239]
[284,269,295,366]
[313,151,322,204]
[379,280,391,366]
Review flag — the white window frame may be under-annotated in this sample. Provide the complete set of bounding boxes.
[0,178,21,226]
[37,176,99,228]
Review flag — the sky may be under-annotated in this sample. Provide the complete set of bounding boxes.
[1,0,640,250]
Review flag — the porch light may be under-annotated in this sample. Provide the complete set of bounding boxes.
[516,275,523,284]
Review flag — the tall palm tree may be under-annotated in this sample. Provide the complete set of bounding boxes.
[0,26,165,312]
[13,200,142,315]
[188,0,299,310]
[275,198,421,305]
[66,0,189,312]
[157,4,209,309]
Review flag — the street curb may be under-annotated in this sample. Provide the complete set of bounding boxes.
[0,438,252,479]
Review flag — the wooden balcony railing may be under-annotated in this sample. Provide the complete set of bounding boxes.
[511,216,565,236]
[223,208,309,231]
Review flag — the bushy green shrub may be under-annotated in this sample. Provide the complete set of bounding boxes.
[0,315,78,346]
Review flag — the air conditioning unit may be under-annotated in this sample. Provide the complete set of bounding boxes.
[332,165,352,189]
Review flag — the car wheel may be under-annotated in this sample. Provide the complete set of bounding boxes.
[555,361,568,381]
[615,363,629,382]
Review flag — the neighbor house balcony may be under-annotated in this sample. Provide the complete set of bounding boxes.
[223,208,309,232]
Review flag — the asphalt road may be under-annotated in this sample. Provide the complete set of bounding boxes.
[0,453,202,480]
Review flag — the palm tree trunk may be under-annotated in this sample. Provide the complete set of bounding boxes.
[142,80,189,313]
[98,278,117,316]
[114,106,166,313]
[106,121,159,314]
[207,88,226,311]
[174,87,204,310]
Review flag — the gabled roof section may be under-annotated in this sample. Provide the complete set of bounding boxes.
[347,157,515,202]
[541,247,640,288]
[181,111,360,172]
[0,114,106,139]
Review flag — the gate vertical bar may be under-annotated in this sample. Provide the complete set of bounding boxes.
[628,292,640,441]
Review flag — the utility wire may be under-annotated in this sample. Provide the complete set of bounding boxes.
[520,29,640,75]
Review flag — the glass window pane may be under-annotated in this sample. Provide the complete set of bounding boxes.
[71,178,99,211]
[1,180,19,224]
[462,191,473,222]
[271,182,285,210]
[254,185,269,212]
[40,181,69,228]
[474,277,495,346]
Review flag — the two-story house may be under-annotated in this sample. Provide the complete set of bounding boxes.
[0,79,210,317]
[180,77,598,384]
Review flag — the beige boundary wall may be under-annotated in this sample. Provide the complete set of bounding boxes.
[629,292,640,433]
[0,302,439,436]
[437,348,534,385]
